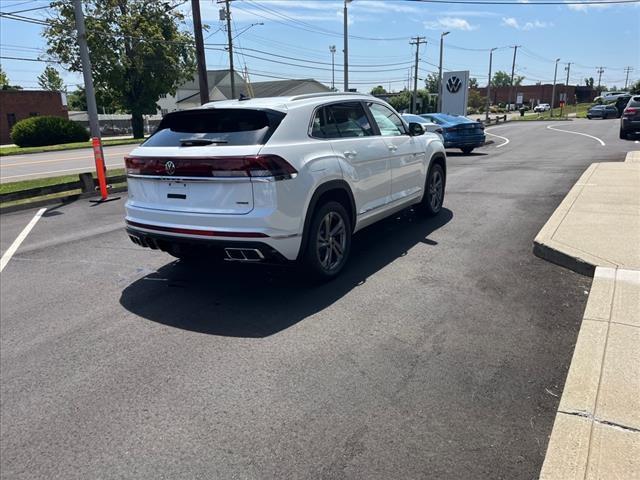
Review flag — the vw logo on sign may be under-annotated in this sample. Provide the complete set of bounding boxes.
[165,160,176,175]
[446,76,462,94]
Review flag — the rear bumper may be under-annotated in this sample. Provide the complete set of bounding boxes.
[621,119,640,131]
[125,203,302,261]
[126,227,290,263]
[443,135,486,148]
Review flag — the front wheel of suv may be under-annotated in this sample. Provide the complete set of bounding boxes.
[418,163,445,217]
[302,201,352,280]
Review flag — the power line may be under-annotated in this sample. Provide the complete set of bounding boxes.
[411,0,639,4]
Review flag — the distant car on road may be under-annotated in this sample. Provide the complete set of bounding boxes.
[401,114,444,140]
[601,91,630,102]
[620,95,640,139]
[533,103,551,113]
[420,113,485,154]
[586,104,619,119]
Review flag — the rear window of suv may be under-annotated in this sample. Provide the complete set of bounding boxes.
[628,96,640,107]
[144,108,286,147]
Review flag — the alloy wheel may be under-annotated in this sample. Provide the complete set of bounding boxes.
[316,211,347,271]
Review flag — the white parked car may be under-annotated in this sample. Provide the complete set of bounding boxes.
[533,103,551,112]
[401,113,444,141]
[125,93,447,279]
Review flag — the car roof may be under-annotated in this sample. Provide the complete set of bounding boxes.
[200,92,377,113]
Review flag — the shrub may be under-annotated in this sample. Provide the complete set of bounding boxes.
[10,115,89,147]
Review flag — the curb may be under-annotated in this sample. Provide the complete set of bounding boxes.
[532,241,595,277]
[0,185,127,215]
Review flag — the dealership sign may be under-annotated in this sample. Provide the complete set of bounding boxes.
[441,70,469,116]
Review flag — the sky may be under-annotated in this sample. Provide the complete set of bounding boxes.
[0,0,638,95]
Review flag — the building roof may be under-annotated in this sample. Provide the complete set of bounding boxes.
[248,79,330,98]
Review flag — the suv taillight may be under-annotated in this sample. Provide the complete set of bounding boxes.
[623,107,637,116]
[125,155,297,180]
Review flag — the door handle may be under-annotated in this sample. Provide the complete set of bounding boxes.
[343,150,357,158]
[388,145,398,152]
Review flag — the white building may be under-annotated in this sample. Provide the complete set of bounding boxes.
[156,70,330,114]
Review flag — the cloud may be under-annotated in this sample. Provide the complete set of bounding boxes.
[424,17,477,31]
[501,17,553,30]
[565,1,614,11]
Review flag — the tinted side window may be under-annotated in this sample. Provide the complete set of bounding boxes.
[311,102,373,139]
[368,103,405,136]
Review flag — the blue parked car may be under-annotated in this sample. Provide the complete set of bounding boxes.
[420,113,485,154]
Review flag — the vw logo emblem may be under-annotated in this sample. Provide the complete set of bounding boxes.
[165,160,176,175]
[446,76,462,94]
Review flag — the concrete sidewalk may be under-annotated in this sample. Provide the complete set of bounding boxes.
[535,152,640,479]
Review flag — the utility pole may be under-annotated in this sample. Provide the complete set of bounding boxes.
[596,67,605,92]
[191,0,209,104]
[437,31,449,112]
[508,45,519,111]
[224,0,235,98]
[329,45,336,91]
[343,0,352,92]
[485,47,497,121]
[72,0,110,201]
[624,67,633,90]
[73,0,99,142]
[550,58,560,117]
[410,36,427,114]
[564,62,572,106]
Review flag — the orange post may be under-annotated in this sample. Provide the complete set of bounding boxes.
[91,137,108,200]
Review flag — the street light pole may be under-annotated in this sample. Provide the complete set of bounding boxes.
[437,31,449,112]
[565,62,572,106]
[485,48,497,121]
[330,45,336,91]
[343,0,351,92]
[550,58,560,117]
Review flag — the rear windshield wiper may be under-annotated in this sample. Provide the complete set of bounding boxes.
[179,137,228,146]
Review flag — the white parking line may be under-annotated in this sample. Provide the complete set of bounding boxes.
[485,130,510,148]
[546,124,606,146]
[0,208,47,273]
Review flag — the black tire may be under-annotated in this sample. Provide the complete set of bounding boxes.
[302,200,352,280]
[418,163,445,217]
[620,129,628,140]
[461,147,474,154]
[587,115,591,120]
[602,113,608,120]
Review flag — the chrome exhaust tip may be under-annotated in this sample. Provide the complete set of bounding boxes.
[224,248,265,262]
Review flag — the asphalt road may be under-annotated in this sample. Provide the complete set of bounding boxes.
[0,143,138,184]
[0,118,635,479]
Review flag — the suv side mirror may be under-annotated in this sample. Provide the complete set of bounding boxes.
[409,122,424,136]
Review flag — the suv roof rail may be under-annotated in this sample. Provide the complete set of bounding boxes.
[289,92,372,102]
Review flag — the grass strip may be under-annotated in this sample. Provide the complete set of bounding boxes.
[0,137,142,156]
[0,168,126,196]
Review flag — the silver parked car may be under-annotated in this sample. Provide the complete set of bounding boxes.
[401,114,444,140]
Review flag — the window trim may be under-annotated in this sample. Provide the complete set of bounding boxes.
[365,101,408,137]
[308,100,378,140]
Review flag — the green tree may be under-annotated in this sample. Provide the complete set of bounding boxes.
[44,0,196,138]
[37,65,65,91]
[370,85,387,95]
[469,77,478,89]
[67,85,117,113]
[424,73,438,94]
[468,89,486,110]
[491,71,524,87]
[629,80,640,95]
[0,66,22,90]
[585,77,594,88]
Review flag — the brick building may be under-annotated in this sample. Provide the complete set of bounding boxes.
[473,84,597,107]
[0,90,68,144]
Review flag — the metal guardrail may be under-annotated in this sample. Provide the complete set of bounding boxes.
[0,173,126,203]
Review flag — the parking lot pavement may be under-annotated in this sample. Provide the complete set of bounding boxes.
[0,143,137,183]
[0,119,633,479]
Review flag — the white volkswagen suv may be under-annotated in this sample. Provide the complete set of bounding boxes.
[125,93,446,279]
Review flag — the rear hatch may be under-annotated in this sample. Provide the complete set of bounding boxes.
[126,108,286,215]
